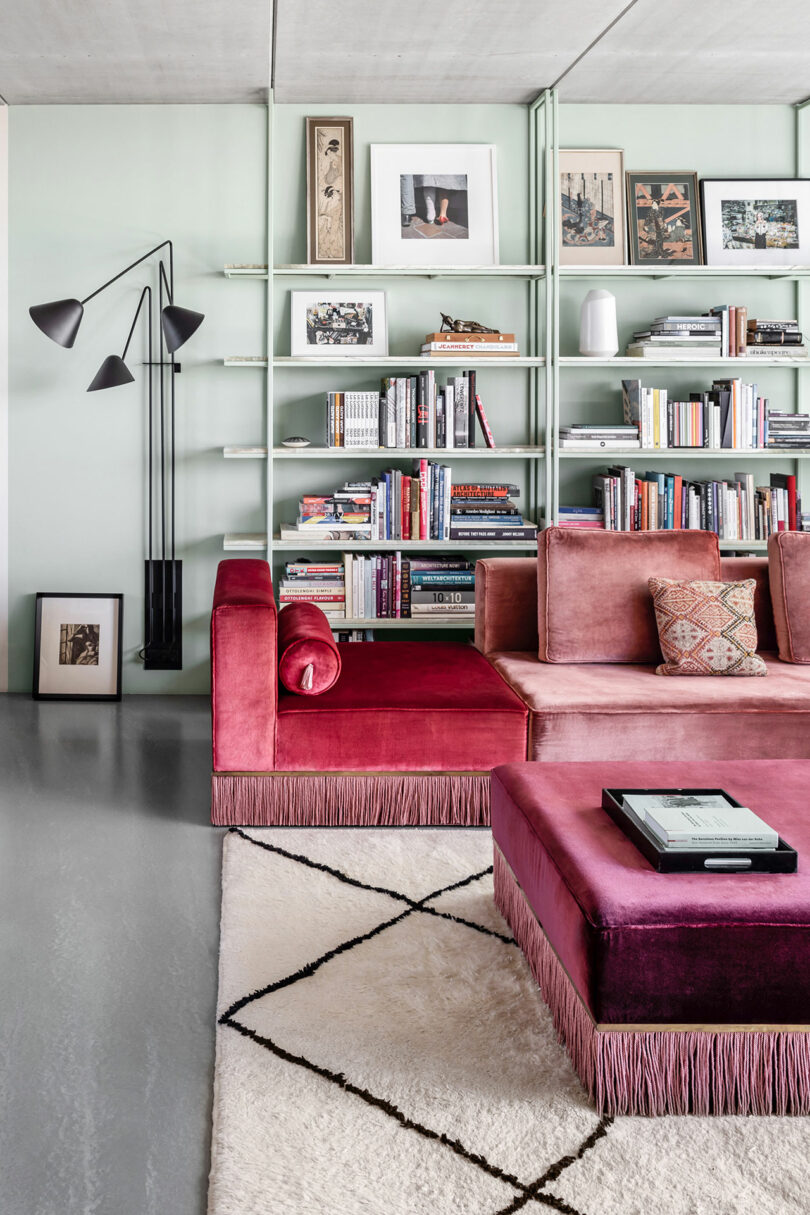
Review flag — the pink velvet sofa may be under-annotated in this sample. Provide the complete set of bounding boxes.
[210,559,529,826]
[211,532,810,826]
[476,529,810,763]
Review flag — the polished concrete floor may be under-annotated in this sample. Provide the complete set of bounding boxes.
[0,695,221,1215]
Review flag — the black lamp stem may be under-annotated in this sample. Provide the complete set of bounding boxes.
[121,284,151,361]
[80,239,173,307]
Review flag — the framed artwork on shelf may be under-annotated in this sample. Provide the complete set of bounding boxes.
[290,290,388,357]
[370,143,499,266]
[559,149,625,266]
[306,117,354,266]
[700,178,810,267]
[626,171,702,266]
[33,593,123,701]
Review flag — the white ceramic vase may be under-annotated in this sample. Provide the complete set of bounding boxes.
[579,288,618,358]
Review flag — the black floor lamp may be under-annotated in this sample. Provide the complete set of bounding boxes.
[30,240,203,671]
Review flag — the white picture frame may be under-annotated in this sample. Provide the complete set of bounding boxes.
[559,149,625,266]
[33,593,123,700]
[370,144,499,266]
[700,178,810,267]
[290,290,388,358]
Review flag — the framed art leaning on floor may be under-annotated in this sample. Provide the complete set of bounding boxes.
[370,144,499,266]
[33,593,123,700]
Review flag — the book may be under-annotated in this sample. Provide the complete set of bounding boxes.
[449,525,537,541]
[421,344,519,355]
[623,793,779,851]
[626,344,723,360]
[474,393,496,448]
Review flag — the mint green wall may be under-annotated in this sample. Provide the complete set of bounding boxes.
[7,103,804,690]
[557,105,805,509]
[8,105,267,692]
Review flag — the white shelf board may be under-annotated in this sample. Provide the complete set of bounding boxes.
[558,448,810,459]
[560,356,809,368]
[560,266,810,280]
[224,264,269,279]
[272,445,544,459]
[718,540,769,551]
[330,617,474,630]
[224,356,546,369]
[274,356,544,368]
[223,446,268,459]
[223,533,268,551]
[273,538,537,551]
[273,263,546,279]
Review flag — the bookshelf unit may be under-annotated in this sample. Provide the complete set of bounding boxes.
[222,94,810,614]
[221,93,557,632]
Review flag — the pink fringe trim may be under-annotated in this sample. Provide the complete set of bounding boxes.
[211,772,490,827]
[493,846,810,1116]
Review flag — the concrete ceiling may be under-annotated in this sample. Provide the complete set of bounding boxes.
[0,0,271,105]
[0,0,807,106]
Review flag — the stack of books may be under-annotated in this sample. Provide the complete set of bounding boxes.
[325,371,496,449]
[747,318,807,359]
[626,315,722,360]
[622,793,778,853]
[766,411,810,449]
[622,378,770,450]
[586,465,804,538]
[558,424,639,450]
[421,331,519,357]
[333,627,374,641]
[449,483,537,542]
[278,561,345,620]
[557,506,606,529]
[343,554,475,621]
[283,465,533,543]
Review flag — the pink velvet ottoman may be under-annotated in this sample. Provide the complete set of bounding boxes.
[491,759,810,1116]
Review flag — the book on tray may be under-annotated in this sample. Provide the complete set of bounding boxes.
[600,788,797,874]
[560,465,805,538]
[279,471,537,544]
[324,370,496,450]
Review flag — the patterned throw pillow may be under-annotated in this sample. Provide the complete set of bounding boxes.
[648,578,767,676]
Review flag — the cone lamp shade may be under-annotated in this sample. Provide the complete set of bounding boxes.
[161,304,204,354]
[87,354,135,393]
[29,298,84,348]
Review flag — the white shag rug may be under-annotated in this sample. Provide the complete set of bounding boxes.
[208,827,809,1215]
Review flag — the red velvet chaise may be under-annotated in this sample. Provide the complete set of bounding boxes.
[210,559,529,826]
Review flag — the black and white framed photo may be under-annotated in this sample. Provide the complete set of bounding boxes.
[290,291,388,358]
[370,144,499,266]
[626,171,702,266]
[559,149,625,266]
[33,593,123,701]
[700,179,810,267]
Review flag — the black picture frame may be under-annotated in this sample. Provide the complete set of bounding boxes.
[699,177,810,267]
[626,171,703,267]
[33,593,124,701]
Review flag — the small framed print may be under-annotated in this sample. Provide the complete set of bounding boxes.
[290,290,388,358]
[371,143,499,266]
[33,593,123,701]
[559,149,625,266]
[306,117,354,266]
[626,172,702,266]
[700,178,810,267]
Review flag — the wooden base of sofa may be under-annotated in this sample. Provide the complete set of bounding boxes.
[211,771,491,827]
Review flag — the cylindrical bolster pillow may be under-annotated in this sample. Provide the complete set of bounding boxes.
[277,602,342,696]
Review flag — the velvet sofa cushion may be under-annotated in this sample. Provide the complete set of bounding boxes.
[648,577,766,676]
[537,527,721,664]
[492,759,810,1024]
[276,641,528,771]
[489,650,810,762]
[769,532,810,663]
[277,601,341,695]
